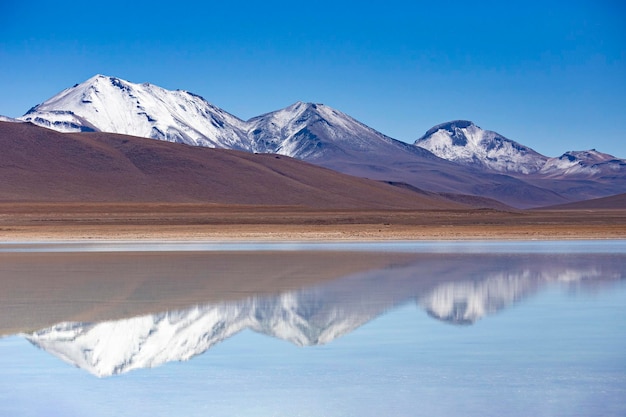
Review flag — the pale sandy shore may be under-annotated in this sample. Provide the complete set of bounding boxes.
[2,223,626,241]
[1,203,625,241]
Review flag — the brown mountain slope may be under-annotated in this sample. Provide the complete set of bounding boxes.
[536,193,626,210]
[0,122,470,210]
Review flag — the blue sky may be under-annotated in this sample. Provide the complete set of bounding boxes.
[1,0,624,156]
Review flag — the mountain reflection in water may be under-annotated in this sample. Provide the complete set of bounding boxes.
[23,252,625,377]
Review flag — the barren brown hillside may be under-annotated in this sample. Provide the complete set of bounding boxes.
[0,121,466,210]
[536,193,626,210]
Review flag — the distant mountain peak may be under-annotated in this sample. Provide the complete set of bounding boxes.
[0,115,21,123]
[247,99,421,160]
[539,149,625,178]
[16,74,432,164]
[19,74,250,149]
[422,120,476,139]
[415,120,547,174]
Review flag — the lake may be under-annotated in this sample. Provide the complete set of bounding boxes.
[1,240,625,416]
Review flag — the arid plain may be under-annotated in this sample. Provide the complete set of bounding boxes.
[1,202,625,241]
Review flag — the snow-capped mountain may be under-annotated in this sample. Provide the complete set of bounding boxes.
[414,121,626,182]
[414,120,548,174]
[19,75,431,161]
[539,149,626,178]
[247,101,429,160]
[13,74,625,207]
[0,115,20,123]
[19,74,250,149]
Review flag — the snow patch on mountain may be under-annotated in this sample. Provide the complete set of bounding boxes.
[540,149,626,177]
[0,115,21,123]
[19,110,97,132]
[414,120,548,174]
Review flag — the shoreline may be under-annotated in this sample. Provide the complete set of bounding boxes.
[2,225,626,242]
[1,204,625,242]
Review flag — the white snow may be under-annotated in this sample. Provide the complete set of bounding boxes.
[419,265,608,324]
[15,75,624,179]
[25,289,379,377]
[19,75,250,149]
[414,121,548,174]
[24,257,612,377]
[247,101,412,159]
[539,149,623,177]
[414,121,626,178]
[0,115,21,123]
[18,75,414,160]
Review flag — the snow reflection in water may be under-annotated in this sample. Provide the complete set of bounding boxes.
[2,242,626,417]
[22,251,626,377]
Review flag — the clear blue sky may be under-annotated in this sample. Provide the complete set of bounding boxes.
[1,0,624,156]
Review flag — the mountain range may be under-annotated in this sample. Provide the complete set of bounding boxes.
[416,120,625,177]
[6,74,626,208]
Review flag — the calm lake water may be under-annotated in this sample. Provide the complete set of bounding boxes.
[1,241,625,417]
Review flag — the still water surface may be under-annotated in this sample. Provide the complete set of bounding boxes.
[1,241,625,416]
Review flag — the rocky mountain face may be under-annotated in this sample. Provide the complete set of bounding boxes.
[18,76,433,161]
[414,120,548,174]
[20,75,250,149]
[11,75,626,208]
[539,150,626,178]
[247,101,431,161]
[414,121,626,179]
[413,120,626,205]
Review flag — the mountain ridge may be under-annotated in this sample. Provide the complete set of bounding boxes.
[21,74,250,149]
[8,74,626,208]
[416,120,545,174]
[415,120,625,179]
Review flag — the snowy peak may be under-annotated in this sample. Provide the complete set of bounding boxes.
[13,74,623,195]
[247,100,423,160]
[246,101,324,155]
[17,75,416,160]
[414,122,626,179]
[540,149,626,177]
[564,149,618,163]
[415,120,548,174]
[421,120,475,144]
[0,115,21,123]
[20,74,250,149]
